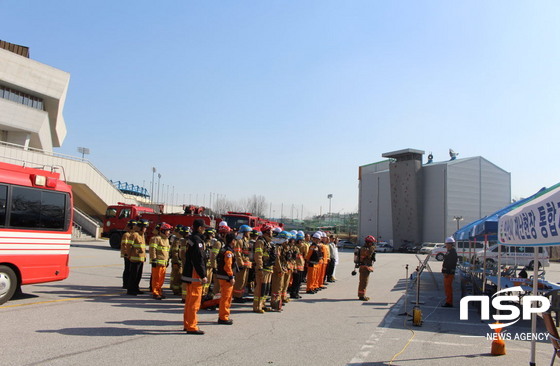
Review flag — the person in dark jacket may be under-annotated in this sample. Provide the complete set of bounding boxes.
[441,237,458,307]
[182,219,208,334]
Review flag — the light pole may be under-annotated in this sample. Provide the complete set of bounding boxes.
[157,173,162,203]
[77,147,90,161]
[327,194,333,221]
[151,167,156,203]
[453,216,463,231]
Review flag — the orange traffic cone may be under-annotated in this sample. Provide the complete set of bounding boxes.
[491,322,506,356]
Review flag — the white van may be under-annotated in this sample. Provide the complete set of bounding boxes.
[431,241,486,261]
[475,244,549,268]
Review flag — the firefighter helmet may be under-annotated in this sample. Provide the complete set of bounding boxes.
[127,220,137,227]
[205,227,217,236]
[251,228,261,236]
[239,224,252,233]
[160,222,172,231]
[296,233,304,240]
[365,235,376,243]
[137,219,149,227]
[260,223,273,232]
[219,225,231,234]
[219,221,229,227]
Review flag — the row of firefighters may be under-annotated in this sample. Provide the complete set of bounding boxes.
[120,218,377,334]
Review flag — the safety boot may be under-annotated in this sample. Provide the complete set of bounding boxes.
[359,296,370,301]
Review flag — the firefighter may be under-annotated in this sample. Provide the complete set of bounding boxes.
[247,228,261,295]
[179,226,192,302]
[169,225,184,296]
[315,233,325,290]
[305,232,322,293]
[127,219,149,296]
[182,219,208,335]
[253,224,275,313]
[211,225,230,295]
[289,231,306,299]
[120,220,136,289]
[353,235,376,301]
[203,227,217,298]
[216,232,238,324]
[281,232,297,304]
[232,224,252,303]
[150,222,172,300]
[319,232,330,288]
[270,231,290,311]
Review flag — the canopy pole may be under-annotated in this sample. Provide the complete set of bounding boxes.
[497,239,501,292]
[529,250,538,366]
[482,237,487,294]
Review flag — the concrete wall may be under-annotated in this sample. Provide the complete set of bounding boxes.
[388,158,423,247]
[422,163,446,242]
[0,47,69,151]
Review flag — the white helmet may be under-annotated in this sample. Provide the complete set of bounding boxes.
[445,236,455,244]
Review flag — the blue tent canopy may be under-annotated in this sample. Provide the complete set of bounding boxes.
[453,187,547,241]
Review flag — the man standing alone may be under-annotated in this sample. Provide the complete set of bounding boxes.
[442,237,458,307]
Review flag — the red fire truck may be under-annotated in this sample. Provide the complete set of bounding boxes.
[102,203,216,248]
[0,162,73,305]
[221,211,282,230]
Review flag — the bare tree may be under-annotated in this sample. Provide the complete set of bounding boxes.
[246,195,267,217]
[213,196,242,216]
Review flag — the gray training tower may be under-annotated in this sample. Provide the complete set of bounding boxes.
[382,149,425,249]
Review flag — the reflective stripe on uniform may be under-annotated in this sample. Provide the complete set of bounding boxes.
[181,276,201,282]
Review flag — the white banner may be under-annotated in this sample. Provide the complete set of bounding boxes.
[499,184,560,246]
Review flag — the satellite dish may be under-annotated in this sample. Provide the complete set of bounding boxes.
[449,148,459,160]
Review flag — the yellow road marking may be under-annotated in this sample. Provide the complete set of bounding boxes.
[71,264,121,269]
[0,292,123,309]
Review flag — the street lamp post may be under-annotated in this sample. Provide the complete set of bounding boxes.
[77,147,90,161]
[453,216,463,231]
[327,194,333,221]
[157,173,162,203]
[151,167,156,203]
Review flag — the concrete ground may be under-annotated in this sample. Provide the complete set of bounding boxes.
[1,240,558,366]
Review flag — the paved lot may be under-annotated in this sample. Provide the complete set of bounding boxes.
[1,241,558,365]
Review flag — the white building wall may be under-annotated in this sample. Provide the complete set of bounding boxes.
[0,47,69,151]
[447,158,482,236]
[422,163,446,242]
[358,161,392,244]
[480,158,511,215]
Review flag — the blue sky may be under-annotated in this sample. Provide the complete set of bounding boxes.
[2,1,560,218]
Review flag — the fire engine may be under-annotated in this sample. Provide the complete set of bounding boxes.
[221,211,282,230]
[0,162,73,305]
[102,203,216,248]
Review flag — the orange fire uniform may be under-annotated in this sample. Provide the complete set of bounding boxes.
[217,245,235,321]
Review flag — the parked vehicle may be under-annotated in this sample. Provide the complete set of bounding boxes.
[474,244,549,268]
[398,242,421,253]
[0,162,73,305]
[419,242,444,254]
[431,240,488,261]
[376,242,393,253]
[337,240,357,249]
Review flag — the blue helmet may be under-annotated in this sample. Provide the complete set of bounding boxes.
[278,231,291,240]
[239,224,253,233]
[296,233,304,240]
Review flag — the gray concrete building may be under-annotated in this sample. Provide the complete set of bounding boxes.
[358,148,511,248]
